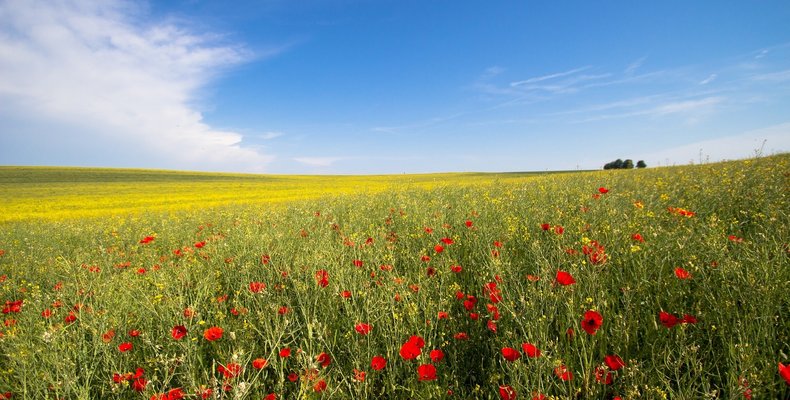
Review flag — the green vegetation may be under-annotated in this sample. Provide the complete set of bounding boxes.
[0,155,788,399]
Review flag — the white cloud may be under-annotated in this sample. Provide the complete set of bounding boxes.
[642,122,790,166]
[699,73,717,85]
[624,56,647,74]
[293,157,344,167]
[510,66,591,87]
[0,0,276,172]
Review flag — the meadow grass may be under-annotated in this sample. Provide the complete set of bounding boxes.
[0,156,788,399]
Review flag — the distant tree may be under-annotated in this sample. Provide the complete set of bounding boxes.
[623,159,634,169]
[636,160,647,168]
[613,159,624,169]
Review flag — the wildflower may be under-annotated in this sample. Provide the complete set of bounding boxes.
[417,364,437,381]
[279,348,291,358]
[371,356,387,370]
[555,270,576,286]
[631,233,644,242]
[139,236,155,244]
[554,364,573,381]
[501,347,520,362]
[315,269,329,287]
[171,325,187,340]
[249,282,266,293]
[465,220,473,227]
[581,310,603,335]
[399,336,424,360]
[434,244,444,253]
[450,265,462,273]
[355,323,372,335]
[203,326,223,341]
[118,342,133,352]
[541,223,550,231]
[499,385,517,400]
[659,311,679,328]
[674,267,691,279]
[522,342,541,358]
[316,352,331,367]
[595,366,613,384]
[604,355,625,370]
[779,362,790,385]
[598,187,609,194]
[217,363,241,379]
[252,358,268,369]
[313,380,327,392]
[430,349,445,363]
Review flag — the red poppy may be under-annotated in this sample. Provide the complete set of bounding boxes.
[260,254,271,265]
[417,364,437,381]
[2,300,22,314]
[315,269,329,287]
[353,368,366,382]
[437,311,449,320]
[493,240,503,248]
[598,187,609,194]
[429,349,444,363]
[681,314,698,324]
[465,220,473,227]
[355,323,372,335]
[352,259,364,268]
[420,255,431,262]
[469,313,479,321]
[728,235,743,243]
[499,385,517,400]
[541,223,550,231]
[278,306,289,315]
[194,241,206,248]
[279,348,291,358]
[341,290,352,299]
[252,358,268,369]
[554,225,564,235]
[287,372,298,382]
[454,332,469,340]
[132,377,147,392]
[779,362,790,385]
[441,237,454,245]
[371,355,387,370]
[483,282,502,303]
[118,342,133,352]
[264,393,277,400]
[434,244,444,253]
[522,343,541,358]
[501,347,521,362]
[595,366,613,385]
[631,233,644,242]
[659,311,679,328]
[463,296,477,311]
[101,329,115,342]
[316,352,331,367]
[183,308,194,318]
[531,394,547,400]
[604,354,626,370]
[249,282,266,293]
[203,326,223,341]
[674,267,691,279]
[217,363,241,379]
[555,270,576,286]
[400,336,424,359]
[64,311,77,323]
[128,329,140,337]
[139,236,155,244]
[554,365,573,381]
[581,310,603,335]
[171,325,187,340]
[487,303,500,320]
[313,379,327,392]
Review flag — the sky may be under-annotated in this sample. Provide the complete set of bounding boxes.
[1,0,789,174]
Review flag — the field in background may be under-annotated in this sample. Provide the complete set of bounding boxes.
[0,155,788,399]
[0,167,559,223]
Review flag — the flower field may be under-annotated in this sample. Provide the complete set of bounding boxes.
[0,155,788,399]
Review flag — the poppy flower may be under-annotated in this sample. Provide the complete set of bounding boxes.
[313,380,327,392]
[260,254,271,265]
[341,290,352,298]
[118,342,133,352]
[171,325,187,340]
[604,354,626,370]
[674,267,691,279]
[131,377,147,391]
[278,306,289,315]
[417,364,437,381]
[681,314,698,324]
[631,233,644,242]
[353,259,363,267]
[217,363,241,379]
[499,385,517,400]
[203,326,223,341]
[2,300,22,314]
[128,329,140,337]
[454,332,469,340]
[595,366,613,385]
[581,310,603,335]
[316,352,331,367]
[264,393,277,400]
[598,187,609,194]
[465,220,473,227]
[501,347,520,362]
[194,241,206,248]
[287,372,298,382]
[371,356,387,370]
[555,270,576,286]
[541,223,550,231]
[64,311,77,324]
[315,269,329,287]
[437,311,449,320]
[522,343,541,358]
[279,348,291,358]
[420,255,431,262]
[779,362,790,385]
[355,323,372,335]
[659,311,679,328]
[532,394,547,400]
[252,358,268,369]
[554,364,573,381]
[429,349,444,363]
[101,329,115,342]
[139,236,155,244]
[554,225,564,235]
[400,336,424,359]
[434,244,444,253]
[249,282,266,293]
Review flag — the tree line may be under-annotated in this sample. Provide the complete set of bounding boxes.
[603,159,647,170]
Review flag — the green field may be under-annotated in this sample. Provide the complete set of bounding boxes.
[0,156,788,399]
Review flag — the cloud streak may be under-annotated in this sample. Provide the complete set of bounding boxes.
[0,0,277,172]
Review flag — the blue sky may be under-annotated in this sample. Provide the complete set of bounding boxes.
[1,0,789,174]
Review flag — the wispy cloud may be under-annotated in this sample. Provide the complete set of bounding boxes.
[510,66,591,86]
[750,69,790,82]
[0,0,283,172]
[624,56,647,74]
[699,73,717,85]
[257,131,284,140]
[293,157,344,167]
[571,96,725,123]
